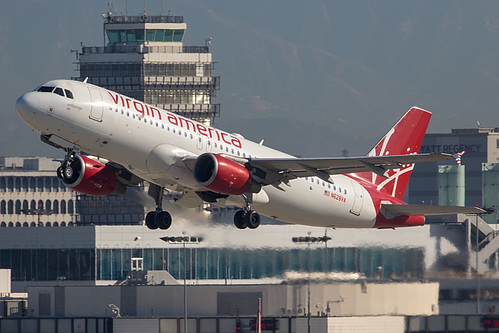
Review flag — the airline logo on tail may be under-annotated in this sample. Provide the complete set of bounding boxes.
[361,108,432,200]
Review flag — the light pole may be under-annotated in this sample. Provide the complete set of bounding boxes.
[21,207,52,226]
[160,234,203,333]
[292,232,332,333]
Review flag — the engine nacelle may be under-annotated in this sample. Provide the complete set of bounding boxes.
[58,155,125,196]
[193,153,261,195]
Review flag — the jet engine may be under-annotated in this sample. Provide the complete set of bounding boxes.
[193,153,261,195]
[57,154,125,196]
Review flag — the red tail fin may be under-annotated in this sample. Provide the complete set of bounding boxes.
[358,107,432,200]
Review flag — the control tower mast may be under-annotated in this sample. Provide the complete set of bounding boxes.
[76,11,220,125]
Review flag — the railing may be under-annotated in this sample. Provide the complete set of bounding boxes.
[105,15,184,24]
[81,45,209,55]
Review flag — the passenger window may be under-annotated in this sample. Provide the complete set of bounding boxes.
[339,187,342,192]
[190,134,193,139]
[161,124,164,129]
[54,87,64,97]
[64,89,74,99]
[344,189,347,195]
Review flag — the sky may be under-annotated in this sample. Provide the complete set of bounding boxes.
[3,1,499,158]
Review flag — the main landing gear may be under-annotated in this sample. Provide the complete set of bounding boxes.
[233,209,261,229]
[145,185,172,230]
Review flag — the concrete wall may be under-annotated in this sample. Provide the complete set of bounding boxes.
[27,282,439,318]
[0,269,11,294]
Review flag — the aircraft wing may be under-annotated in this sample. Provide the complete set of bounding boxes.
[247,153,454,183]
[381,203,487,218]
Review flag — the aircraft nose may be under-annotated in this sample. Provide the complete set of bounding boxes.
[15,92,39,123]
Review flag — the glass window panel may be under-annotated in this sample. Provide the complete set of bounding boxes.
[58,249,69,280]
[80,249,92,280]
[11,250,21,281]
[111,249,122,280]
[48,249,58,280]
[143,249,153,271]
[122,249,131,279]
[156,30,165,42]
[135,29,144,42]
[0,250,11,269]
[127,30,136,42]
[146,29,156,42]
[100,249,111,280]
[22,250,33,281]
[119,30,127,42]
[69,249,80,280]
[173,30,184,42]
[107,30,119,43]
[36,249,48,281]
[163,30,173,42]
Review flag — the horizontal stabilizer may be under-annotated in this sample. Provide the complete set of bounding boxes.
[381,204,486,219]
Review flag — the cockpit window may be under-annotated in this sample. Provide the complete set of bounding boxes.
[37,86,74,99]
[37,86,55,93]
[53,87,64,97]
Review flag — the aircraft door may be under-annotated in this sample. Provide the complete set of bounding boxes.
[88,88,103,121]
[349,180,364,216]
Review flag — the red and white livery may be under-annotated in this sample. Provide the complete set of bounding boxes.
[15,80,484,230]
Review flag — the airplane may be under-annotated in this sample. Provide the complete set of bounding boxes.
[15,79,486,230]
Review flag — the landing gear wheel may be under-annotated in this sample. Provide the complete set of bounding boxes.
[63,166,74,180]
[244,210,261,229]
[56,166,64,179]
[155,211,172,230]
[234,210,247,229]
[145,211,158,230]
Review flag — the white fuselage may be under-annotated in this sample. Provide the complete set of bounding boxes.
[16,80,378,228]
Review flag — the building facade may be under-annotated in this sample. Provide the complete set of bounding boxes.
[76,13,220,125]
[409,127,499,209]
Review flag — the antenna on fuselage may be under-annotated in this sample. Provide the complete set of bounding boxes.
[83,77,89,83]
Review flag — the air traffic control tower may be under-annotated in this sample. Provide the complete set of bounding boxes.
[75,12,220,125]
